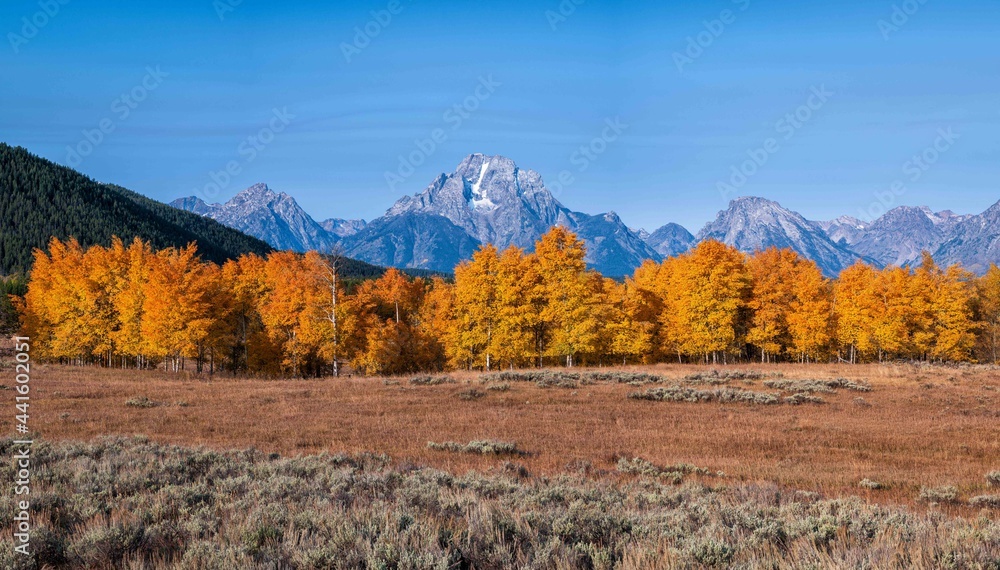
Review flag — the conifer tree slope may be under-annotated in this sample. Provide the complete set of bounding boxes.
[0,143,273,273]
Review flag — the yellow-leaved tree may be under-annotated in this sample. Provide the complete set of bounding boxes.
[533,227,600,367]
[746,247,798,362]
[448,245,499,370]
[786,257,832,362]
[141,243,219,372]
[979,264,1000,363]
[662,240,750,363]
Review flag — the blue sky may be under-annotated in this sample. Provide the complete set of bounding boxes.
[2,0,998,232]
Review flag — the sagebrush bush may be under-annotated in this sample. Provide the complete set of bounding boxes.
[764,378,873,393]
[0,437,998,569]
[426,440,523,455]
[685,369,781,384]
[969,495,1000,509]
[124,396,160,408]
[456,388,487,401]
[408,375,455,386]
[784,392,825,405]
[858,478,883,490]
[987,470,1000,487]
[615,457,712,484]
[919,485,959,504]
[628,386,780,405]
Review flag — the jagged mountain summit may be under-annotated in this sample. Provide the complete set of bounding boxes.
[842,206,970,268]
[644,223,696,257]
[383,154,575,250]
[815,215,868,247]
[167,157,1000,277]
[321,218,367,238]
[349,154,660,275]
[934,200,1000,274]
[698,197,863,276]
[171,184,361,253]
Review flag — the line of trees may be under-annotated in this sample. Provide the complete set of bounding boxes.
[15,229,1000,375]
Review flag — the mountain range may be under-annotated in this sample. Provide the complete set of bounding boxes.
[172,153,1000,277]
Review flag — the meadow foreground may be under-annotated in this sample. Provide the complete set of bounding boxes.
[2,362,998,568]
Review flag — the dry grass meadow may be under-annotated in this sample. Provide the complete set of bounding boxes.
[3,360,1000,568]
[8,362,999,509]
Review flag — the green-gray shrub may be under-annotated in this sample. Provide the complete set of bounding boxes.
[919,485,959,504]
[426,440,523,456]
[628,386,780,405]
[987,470,1000,487]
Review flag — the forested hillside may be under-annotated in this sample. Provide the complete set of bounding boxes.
[0,143,273,273]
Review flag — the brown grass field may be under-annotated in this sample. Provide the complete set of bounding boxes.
[8,361,999,511]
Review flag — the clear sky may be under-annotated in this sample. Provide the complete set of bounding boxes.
[2,0,998,232]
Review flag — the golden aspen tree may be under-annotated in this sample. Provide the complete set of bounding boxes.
[84,240,125,366]
[786,258,833,362]
[533,227,600,367]
[834,261,880,362]
[666,240,750,363]
[605,278,655,365]
[746,247,799,362]
[312,250,351,377]
[621,260,667,363]
[349,268,426,375]
[197,261,235,374]
[492,246,536,368]
[871,266,911,360]
[222,254,276,374]
[141,244,217,372]
[907,255,939,359]
[978,264,1000,363]
[929,264,976,362]
[24,238,102,361]
[414,277,453,371]
[258,251,324,376]
[448,245,499,370]
[111,238,153,368]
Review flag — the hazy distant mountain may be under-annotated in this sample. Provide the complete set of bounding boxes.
[172,184,338,253]
[568,211,663,278]
[815,215,868,246]
[698,197,863,276]
[842,206,969,268]
[934,200,1000,274]
[321,218,367,238]
[359,154,659,275]
[644,223,695,257]
[341,213,481,272]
